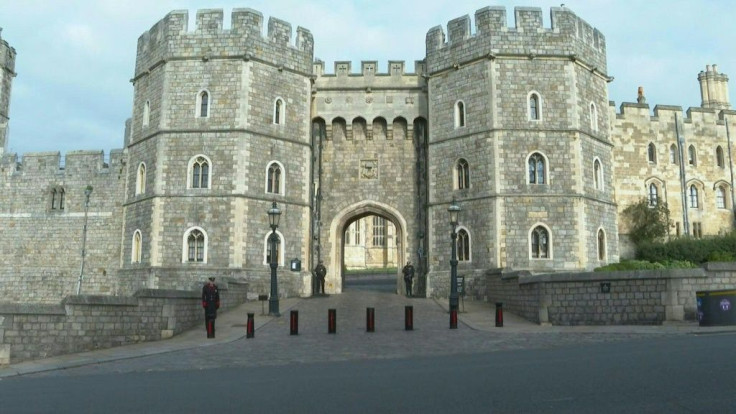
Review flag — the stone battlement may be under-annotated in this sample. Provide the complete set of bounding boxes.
[425,6,606,74]
[1,149,125,175]
[135,9,314,77]
[0,28,16,73]
[313,60,426,77]
[612,101,736,126]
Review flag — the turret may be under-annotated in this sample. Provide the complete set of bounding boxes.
[0,28,17,156]
[698,64,730,110]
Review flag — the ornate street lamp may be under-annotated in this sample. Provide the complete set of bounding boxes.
[76,185,93,295]
[267,201,282,317]
[448,198,461,326]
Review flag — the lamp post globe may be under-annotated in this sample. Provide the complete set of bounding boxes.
[448,199,461,312]
[267,201,282,317]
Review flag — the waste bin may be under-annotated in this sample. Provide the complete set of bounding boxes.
[696,290,736,326]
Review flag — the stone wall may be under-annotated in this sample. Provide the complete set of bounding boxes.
[0,281,248,365]
[486,264,736,325]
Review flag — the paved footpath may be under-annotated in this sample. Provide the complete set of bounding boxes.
[2,290,733,378]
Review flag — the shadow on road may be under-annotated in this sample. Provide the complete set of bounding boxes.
[343,272,397,292]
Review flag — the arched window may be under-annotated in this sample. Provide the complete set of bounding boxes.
[263,230,285,265]
[669,144,679,165]
[273,98,284,125]
[688,145,697,166]
[457,228,471,262]
[136,163,146,195]
[266,161,283,195]
[530,225,550,259]
[590,102,598,132]
[51,187,66,210]
[455,158,469,190]
[648,183,659,207]
[597,229,606,261]
[593,159,603,190]
[647,143,657,164]
[132,230,142,263]
[716,146,725,168]
[183,227,207,263]
[142,100,150,128]
[528,152,546,185]
[189,155,211,189]
[454,101,466,128]
[528,92,541,121]
[197,90,210,118]
[716,185,727,209]
[689,185,699,208]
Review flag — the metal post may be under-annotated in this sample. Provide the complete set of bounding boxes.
[449,226,459,313]
[328,308,337,334]
[405,305,413,331]
[246,313,255,338]
[268,230,280,317]
[366,307,375,332]
[290,310,299,335]
[75,186,92,295]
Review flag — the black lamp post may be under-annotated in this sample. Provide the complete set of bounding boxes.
[76,185,93,295]
[448,199,461,313]
[267,201,282,317]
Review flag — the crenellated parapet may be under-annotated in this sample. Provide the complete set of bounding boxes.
[0,28,16,75]
[313,59,427,91]
[134,9,314,78]
[611,101,736,127]
[425,6,606,75]
[2,149,125,176]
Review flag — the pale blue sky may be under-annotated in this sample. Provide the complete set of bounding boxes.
[1,0,734,156]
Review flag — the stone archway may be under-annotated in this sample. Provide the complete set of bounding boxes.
[325,201,408,294]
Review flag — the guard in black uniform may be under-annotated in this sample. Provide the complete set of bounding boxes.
[202,277,220,338]
[314,261,327,294]
[402,261,415,297]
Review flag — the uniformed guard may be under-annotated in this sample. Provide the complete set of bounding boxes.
[402,261,415,297]
[314,260,327,294]
[202,277,220,338]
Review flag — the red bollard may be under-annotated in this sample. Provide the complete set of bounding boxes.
[328,308,337,334]
[246,313,255,338]
[450,308,458,329]
[290,310,299,335]
[495,302,504,327]
[405,306,413,331]
[366,307,375,332]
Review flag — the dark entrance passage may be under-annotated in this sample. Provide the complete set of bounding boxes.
[343,270,396,292]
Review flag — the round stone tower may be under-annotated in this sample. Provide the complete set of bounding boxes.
[123,9,314,295]
[0,28,16,156]
[424,6,618,295]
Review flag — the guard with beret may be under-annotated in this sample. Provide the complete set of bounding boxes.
[202,277,220,338]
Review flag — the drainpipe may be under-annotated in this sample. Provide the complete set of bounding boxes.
[675,113,690,235]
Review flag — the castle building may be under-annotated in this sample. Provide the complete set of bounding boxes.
[0,7,733,304]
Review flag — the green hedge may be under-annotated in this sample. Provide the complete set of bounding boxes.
[595,260,697,272]
[635,233,736,264]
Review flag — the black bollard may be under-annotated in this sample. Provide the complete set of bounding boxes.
[290,310,299,335]
[495,302,504,327]
[328,308,337,334]
[450,308,458,329]
[366,307,375,332]
[405,305,413,331]
[246,313,255,338]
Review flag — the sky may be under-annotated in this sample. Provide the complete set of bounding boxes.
[0,0,734,156]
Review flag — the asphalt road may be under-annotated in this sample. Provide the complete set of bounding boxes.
[2,333,734,413]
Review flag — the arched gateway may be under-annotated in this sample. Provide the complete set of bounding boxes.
[325,201,408,294]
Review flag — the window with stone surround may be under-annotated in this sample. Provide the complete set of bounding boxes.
[648,183,659,207]
[692,222,703,238]
[132,230,142,263]
[372,216,386,247]
[647,143,657,164]
[593,158,603,190]
[528,92,541,121]
[688,145,697,166]
[528,152,547,185]
[716,146,725,168]
[196,90,210,118]
[669,144,679,165]
[188,155,211,189]
[136,163,146,195]
[589,102,598,132]
[689,185,699,208]
[50,186,65,211]
[530,225,551,259]
[454,101,466,128]
[455,158,470,190]
[183,227,207,263]
[273,97,285,125]
[716,185,728,209]
[263,230,284,265]
[266,161,284,195]
[457,227,471,262]
[597,228,606,261]
[142,100,150,128]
